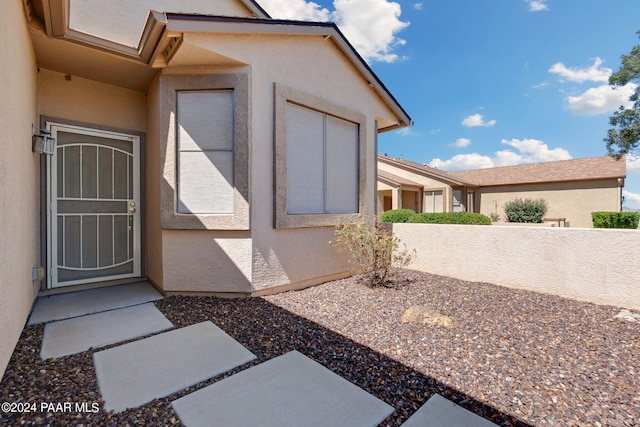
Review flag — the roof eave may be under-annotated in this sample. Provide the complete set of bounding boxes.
[378,156,475,187]
[162,14,412,130]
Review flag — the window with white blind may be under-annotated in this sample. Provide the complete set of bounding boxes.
[286,103,359,215]
[274,84,366,228]
[160,73,249,230]
[424,190,444,213]
[177,90,234,214]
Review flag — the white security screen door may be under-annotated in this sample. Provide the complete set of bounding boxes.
[47,124,141,288]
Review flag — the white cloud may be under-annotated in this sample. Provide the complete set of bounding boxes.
[395,126,421,137]
[259,0,409,63]
[533,82,549,89]
[549,57,612,83]
[623,190,640,208]
[428,138,572,171]
[429,153,495,171]
[258,0,331,20]
[413,3,423,10]
[453,138,471,148]
[501,138,572,162]
[627,155,640,173]
[462,113,497,128]
[565,83,637,115]
[526,0,549,11]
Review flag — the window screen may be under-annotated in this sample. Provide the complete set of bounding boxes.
[177,90,234,214]
[285,103,359,215]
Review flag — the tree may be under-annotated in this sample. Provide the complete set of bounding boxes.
[605,30,640,159]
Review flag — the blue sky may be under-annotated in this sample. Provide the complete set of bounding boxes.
[258,0,640,208]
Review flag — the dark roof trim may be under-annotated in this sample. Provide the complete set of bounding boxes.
[245,0,271,18]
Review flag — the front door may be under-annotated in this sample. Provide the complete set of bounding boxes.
[47,124,141,288]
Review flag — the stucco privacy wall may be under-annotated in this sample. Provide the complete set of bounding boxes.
[0,0,40,378]
[392,223,640,310]
[180,33,390,291]
[479,180,622,228]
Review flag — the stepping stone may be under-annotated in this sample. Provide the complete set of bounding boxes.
[400,393,498,427]
[172,350,394,427]
[41,303,173,359]
[28,282,163,325]
[94,321,256,413]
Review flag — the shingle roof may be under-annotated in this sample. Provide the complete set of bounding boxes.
[448,156,626,186]
[377,155,473,186]
[377,170,423,188]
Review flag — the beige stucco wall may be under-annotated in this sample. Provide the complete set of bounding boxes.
[393,223,640,310]
[38,69,147,132]
[153,32,396,293]
[222,34,386,292]
[162,231,253,293]
[479,180,622,228]
[145,75,164,288]
[0,0,40,378]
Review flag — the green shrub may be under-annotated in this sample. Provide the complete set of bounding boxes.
[489,212,500,222]
[380,209,416,223]
[591,211,640,229]
[408,212,492,225]
[333,218,415,287]
[503,198,548,223]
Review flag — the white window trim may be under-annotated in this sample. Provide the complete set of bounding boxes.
[274,83,367,228]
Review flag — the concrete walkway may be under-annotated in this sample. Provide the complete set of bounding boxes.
[41,303,173,359]
[28,281,163,325]
[172,350,394,427]
[33,282,499,426]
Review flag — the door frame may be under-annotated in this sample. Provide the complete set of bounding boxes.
[45,121,143,289]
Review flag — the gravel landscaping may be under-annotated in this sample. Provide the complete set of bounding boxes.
[1,269,639,426]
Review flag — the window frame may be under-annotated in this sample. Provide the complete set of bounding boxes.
[160,73,249,230]
[274,83,367,228]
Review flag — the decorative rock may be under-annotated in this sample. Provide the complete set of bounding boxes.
[402,305,454,327]
[614,309,640,322]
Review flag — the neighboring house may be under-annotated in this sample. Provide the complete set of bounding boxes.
[378,154,625,227]
[0,0,411,377]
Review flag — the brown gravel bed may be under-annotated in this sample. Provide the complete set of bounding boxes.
[1,269,638,426]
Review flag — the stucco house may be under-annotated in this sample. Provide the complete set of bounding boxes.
[378,154,625,228]
[0,0,411,377]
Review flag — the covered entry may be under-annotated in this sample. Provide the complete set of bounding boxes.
[47,124,141,288]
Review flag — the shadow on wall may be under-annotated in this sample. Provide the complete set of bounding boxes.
[0,296,532,427]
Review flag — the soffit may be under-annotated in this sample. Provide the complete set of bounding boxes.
[30,25,158,91]
[65,0,268,48]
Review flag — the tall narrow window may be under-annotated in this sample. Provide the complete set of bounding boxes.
[177,90,234,214]
[285,103,358,215]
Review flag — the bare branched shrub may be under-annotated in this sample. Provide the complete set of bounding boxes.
[333,218,415,287]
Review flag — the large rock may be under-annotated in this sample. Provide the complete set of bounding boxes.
[402,305,453,327]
